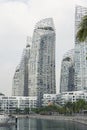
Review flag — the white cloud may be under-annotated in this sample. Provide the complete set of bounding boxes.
[0,0,29,4]
[75,0,87,6]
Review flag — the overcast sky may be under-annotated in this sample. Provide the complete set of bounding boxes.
[0,0,87,96]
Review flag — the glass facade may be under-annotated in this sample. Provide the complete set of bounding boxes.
[12,37,31,96]
[60,49,74,93]
[28,18,56,106]
[74,6,87,90]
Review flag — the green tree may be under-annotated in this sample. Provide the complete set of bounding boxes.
[64,102,73,115]
[76,99,86,112]
[76,15,87,42]
[15,108,21,114]
[24,108,30,114]
[71,99,87,113]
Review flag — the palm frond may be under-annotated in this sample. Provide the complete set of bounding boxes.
[76,28,85,42]
[76,15,87,42]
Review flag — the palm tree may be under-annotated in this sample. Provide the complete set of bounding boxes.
[76,15,87,42]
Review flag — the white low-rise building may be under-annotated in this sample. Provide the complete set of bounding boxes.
[42,94,57,106]
[42,91,87,107]
[0,96,37,113]
[1,91,87,111]
[56,90,87,105]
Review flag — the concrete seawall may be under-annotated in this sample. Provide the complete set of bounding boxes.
[13,114,87,125]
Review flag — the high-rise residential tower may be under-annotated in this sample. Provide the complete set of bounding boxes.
[12,65,20,96]
[12,37,31,96]
[74,5,87,91]
[28,18,56,106]
[60,49,74,93]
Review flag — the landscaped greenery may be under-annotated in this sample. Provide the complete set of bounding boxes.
[13,99,87,115]
[31,99,87,115]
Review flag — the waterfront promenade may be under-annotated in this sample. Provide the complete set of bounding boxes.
[13,114,87,125]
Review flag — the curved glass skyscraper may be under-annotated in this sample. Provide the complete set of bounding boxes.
[12,37,31,96]
[75,5,87,91]
[28,18,56,106]
[60,49,74,93]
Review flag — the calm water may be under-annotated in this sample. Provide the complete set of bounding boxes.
[0,118,87,130]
